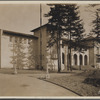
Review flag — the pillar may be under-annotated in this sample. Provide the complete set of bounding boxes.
[72,54,74,66]
[77,54,80,66]
[83,54,84,66]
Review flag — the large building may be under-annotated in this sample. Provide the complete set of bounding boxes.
[0,29,38,69]
[31,24,100,71]
[0,24,100,71]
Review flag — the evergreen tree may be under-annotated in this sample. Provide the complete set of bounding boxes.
[10,37,26,70]
[27,39,37,69]
[92,11,100,42]
[16,39,26,69]
[45,4,84,72]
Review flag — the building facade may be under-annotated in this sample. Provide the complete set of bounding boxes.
[31,24,100,71]
[0,25,100,71]
[0,29,38,69]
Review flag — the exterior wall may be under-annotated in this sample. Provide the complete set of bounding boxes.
[94,42,100,67]
[89,47,95,66]
[0,30,2,68]
[33,29,40,68]
[72,49,89,66]
[46,44,58,71]
[0,30,38,69]
[34,26,48,70]
[89,41,100,68]
[33,25,98,71]
[60,40,68,71]
[1,33,13,68]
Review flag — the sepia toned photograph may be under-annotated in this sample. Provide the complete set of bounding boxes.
[0,1,100,98]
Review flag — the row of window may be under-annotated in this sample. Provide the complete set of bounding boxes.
[10,36,32,44]
[62,53,88,65]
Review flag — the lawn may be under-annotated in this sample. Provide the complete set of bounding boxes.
[0,68,45,74]
[45,69,100,96]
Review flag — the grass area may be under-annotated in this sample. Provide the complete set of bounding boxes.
[45,69,100,96]
[0,68,45,74]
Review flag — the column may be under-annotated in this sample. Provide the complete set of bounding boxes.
[83,55,84,66]
[60,40,62,70]
[71,54,74,66]
[64,45,67,68]
[77,54,80,66]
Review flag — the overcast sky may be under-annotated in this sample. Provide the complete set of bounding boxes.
[0,3,99,35]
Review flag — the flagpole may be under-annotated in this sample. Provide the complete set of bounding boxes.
[40,4,42,69]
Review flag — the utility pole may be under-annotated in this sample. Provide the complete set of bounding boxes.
[40,4,42,69]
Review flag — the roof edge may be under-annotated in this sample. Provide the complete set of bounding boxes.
[3,29,38,39]
[31,23,47,32]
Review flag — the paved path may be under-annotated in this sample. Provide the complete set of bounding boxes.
[0,73,79,97]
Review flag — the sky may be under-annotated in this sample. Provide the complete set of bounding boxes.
[0,3,99,35]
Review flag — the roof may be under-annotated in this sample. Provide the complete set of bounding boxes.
[31,24,47,32]
[3,29,38,39]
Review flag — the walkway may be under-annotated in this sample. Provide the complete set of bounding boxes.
[0,73,79,97]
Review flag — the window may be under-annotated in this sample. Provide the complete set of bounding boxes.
[62,41,64,48]
[62,44,64,48]
[97,58,100,63]
[96,55,100,63]
[28,39,31,44]
[97,47,99,54]
[24,39,27,44]
[10,36,13,42]
[62,53,65,64]
[84,55,87,65]
[74,54,77,65]
[19,38,22,43]
[80,54,83,65]
[15,37,18,43]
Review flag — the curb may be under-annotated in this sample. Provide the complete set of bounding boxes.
[39,78,82,96]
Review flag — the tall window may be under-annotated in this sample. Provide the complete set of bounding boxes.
[97,47,99,54]
[80,54,83,65]
[62,53,64,64]
[15,37,18,43]
[74,54,77,65]
[19,38,22,43]
[84,55,87,65]
[24,38,27,44]
[10,36,13,42]
[28,39,31,44]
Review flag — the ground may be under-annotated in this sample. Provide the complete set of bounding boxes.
[0,68,100,97]
[0,69,78,97]
[45,69,100,96]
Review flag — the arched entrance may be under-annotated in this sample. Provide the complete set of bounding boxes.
[74,54,77,65]
[80,54,83,65]
[84,55,87,65]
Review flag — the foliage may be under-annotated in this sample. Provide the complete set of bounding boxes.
[45,4,85,72]
[10,37,26,69]
[92,11,100,43]
[27,39,37,69]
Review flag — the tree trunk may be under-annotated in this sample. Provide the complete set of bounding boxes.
[57,33,61,73]
[69,32,72,71]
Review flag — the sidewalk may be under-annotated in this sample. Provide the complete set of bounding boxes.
[0,72,79,97]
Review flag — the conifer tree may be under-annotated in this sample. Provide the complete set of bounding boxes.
[45,4,84,72]
[27,39,37,69]
[10,37,26,70]
[92,11,100,42]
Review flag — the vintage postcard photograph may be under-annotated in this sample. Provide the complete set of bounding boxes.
[0,1,100,98]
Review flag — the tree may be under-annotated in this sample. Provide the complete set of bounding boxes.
[92,11,100,42]
[45,4,84,72]
[10,37,26,70]
[27,39,38,69]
